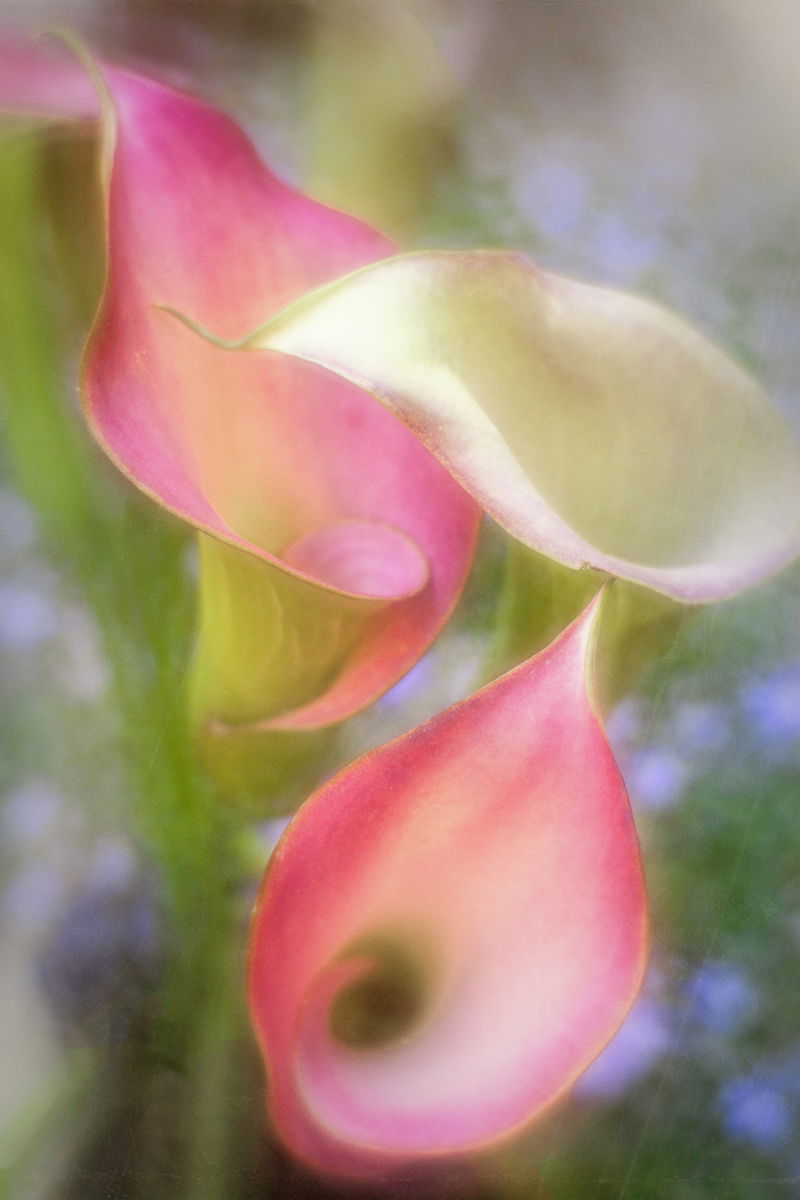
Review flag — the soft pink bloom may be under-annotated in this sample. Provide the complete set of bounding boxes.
[1,40,479,731]
[249,594,647,1178]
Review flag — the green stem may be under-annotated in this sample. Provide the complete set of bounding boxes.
[0,127,99,556]
[0,128,256,1198]
[305,0,454,240]
[179,908,249,1200]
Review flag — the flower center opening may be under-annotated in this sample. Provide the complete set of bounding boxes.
[328,933,433,1051]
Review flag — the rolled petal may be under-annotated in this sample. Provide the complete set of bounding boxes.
[249,593,648,1178]
[2,43,479,728]
[192,533,436,732]
[203,250,800,603]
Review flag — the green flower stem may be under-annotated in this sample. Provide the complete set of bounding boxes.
[305,0,454,239]
[179,911,250,1200]
[0,128,99,558]
[94,554,252,1200]
[0,129,257,1197]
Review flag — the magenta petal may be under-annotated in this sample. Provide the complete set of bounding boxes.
[2,42,479,726]
[249,594,648,1177]
[87,64,478,724]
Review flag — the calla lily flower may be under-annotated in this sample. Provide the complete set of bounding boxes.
[249,593,647,1178]
[0,41,480,737]
[176,249,800,605]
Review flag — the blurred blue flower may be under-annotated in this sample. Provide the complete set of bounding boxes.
[0,579,60,649]
[512,143,590,239]
[719,1076,793,1151]
[685,961,759,1036]
[626,745,690,811]
[35,851,162,1045]
[742,665,800,764]
[673,700,731,755]
[588,210,665,285]
[606,696,644,755]
[1,777,63,851]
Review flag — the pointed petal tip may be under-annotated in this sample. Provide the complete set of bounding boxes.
[249,601,647,1177]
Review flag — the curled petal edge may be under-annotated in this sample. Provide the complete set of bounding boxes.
[248,589,649,1178]
[166,250,800,603]
[2,39,481,730]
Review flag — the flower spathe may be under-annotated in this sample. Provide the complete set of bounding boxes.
[249,592,648,1178]
[1,40,479,734]
[179,249,800,604]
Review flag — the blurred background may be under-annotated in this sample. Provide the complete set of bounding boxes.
[1,1,799,1197]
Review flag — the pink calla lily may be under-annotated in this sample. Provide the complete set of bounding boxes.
[249,593,648,1178]
[1,40,479,733]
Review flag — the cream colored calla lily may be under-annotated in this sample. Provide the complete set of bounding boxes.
[171,249,800,605]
